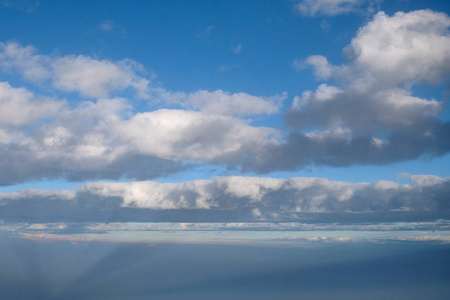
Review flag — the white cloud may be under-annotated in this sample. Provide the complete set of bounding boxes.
[303,55,333,80]
[0,84,282,183]
[0,42,50,81]
[0,188,76,200]
[0,81,64,127]
[217,64,240,72]
[115,109,279,162]
[0,95,187,184]
[98,20,114,32]
[151,88,285,116]
[233,43,242,54]
[52,55,149,98]
[1,0,39,13]
[186,90,286,116]
[293,84,342,109]
[198,25,215,38]
[345,10,450,87]
[295,0,365,17]
[409,174,445,187]
[0,42,150,98]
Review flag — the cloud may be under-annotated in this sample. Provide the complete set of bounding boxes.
[0,93,188,184]
[302,55,333,80]
[52,56,149,98]
[198,26,215,38]
[0,42,51,81]
[0,81,280,184]
[152,87,286,116]
[0,82,64,127]
[0,42,150,98]
[98,20,115,32]
[217,64,240,72]
[295,0,366,17]
[186,90,286,116]
[344,10,450,87]
[83,220,450,232]
[270,10,450,171]
[1,13,449,182]
[232,43,242,54]
[1,0,39,13]
[115,109,279,162]
[0,175,449,223]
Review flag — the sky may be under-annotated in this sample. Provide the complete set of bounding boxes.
[1,0,450,298]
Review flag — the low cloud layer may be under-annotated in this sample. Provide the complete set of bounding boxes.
[0,175,449,223]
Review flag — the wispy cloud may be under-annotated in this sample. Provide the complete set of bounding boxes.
[232,43,242,54]
[295,0,372,17]
[198,25,215,38]
[1,0,39,13]
[98,20,115,32]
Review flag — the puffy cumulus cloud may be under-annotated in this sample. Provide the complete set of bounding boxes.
[303,55,333,80]
[0,81,64,145]
[0,42,150,98]
[52,56,150,98]
[281,10,450,170]
[0,83,280,184]
[0,81,64,127]
[0,84,280,184]
[0,42,50,81]
[0,41,293,184]
[304,10,450,88]
[1,175,448,223]
[0,94,187,184]
[116,109,279,162]
[345,10,450,88]
[295,0,366,17]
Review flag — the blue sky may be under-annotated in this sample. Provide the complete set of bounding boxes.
[0,0,449,218]
[0,0,449,188]
[1,1,450,298]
